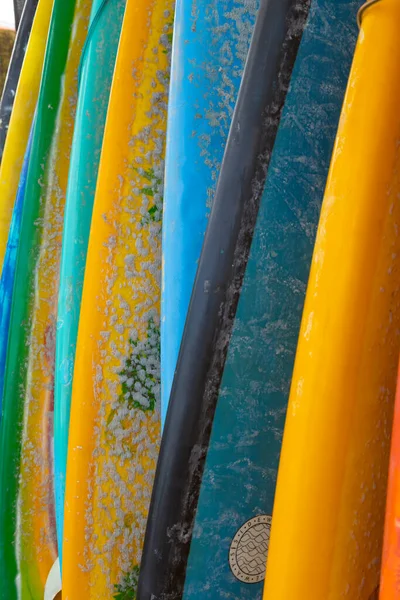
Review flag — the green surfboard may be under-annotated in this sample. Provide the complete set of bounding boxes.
[0,0,91,596]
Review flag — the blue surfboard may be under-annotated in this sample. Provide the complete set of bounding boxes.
[0,121,33,414]
[54,0,126,564]
[161,0,259,425]
[138,0,359,598]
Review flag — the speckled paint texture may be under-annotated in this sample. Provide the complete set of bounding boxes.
[62,0,175,597]
[161,0,260,424]
[183,1,359,598]
[55,0,126,565]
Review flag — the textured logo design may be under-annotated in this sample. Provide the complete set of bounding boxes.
[229,515,272,584]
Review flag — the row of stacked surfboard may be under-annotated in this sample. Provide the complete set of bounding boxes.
[0,0,399,598]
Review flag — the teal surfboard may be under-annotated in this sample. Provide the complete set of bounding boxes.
[54,0,126,564]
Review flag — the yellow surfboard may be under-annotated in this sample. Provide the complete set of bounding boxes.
[0,0,53,275]
[62,0,174,597]
[263,2,400,599]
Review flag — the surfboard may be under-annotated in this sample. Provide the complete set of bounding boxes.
[0,0,91,596]
[0,0,38,163]
[14,0,27,29]
[55,0,126,566]
[263,1,400,598]
[62,0,174,596]
[0,119,33,416]
[0,0,53,277]
[137,0,359,598]
[380,359,400,599]
[161,0,260,426]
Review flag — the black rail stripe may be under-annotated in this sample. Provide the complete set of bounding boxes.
[136,0,311,597]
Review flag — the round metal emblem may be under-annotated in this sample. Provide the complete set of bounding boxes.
[229,515,272,584]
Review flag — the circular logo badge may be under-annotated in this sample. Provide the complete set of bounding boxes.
[229,515,272,584]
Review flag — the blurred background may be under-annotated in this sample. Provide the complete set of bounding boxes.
[0,0,16,96]
[0,0,15,29]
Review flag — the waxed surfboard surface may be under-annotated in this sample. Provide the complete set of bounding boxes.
[0,122,33,411]
[0,0,91,597]
[62,0,173,597]
[161,0,259,424]
[0,0,53,277]
[137,0,312,595]
[176,1,359,597]
[264,1,400,598]
[55,0,126,563]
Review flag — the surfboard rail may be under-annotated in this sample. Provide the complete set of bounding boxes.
[137,0,310,596]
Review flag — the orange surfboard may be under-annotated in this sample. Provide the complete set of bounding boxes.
[381,360,400,599]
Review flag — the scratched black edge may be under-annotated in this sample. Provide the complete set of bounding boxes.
[0,0,39,162]
[137,0,311,598]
